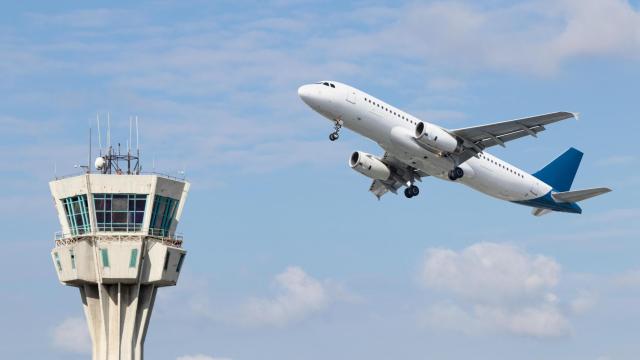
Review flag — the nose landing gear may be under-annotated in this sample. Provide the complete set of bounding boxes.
[329,120,343,141]
[448,166,464,181]
[404,184,420,198]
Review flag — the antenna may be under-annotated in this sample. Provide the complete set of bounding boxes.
[97,113,102,156]
[92,114,140,175]
[89,127,92,174]
[107,112,111,149]
[136,116,140,174]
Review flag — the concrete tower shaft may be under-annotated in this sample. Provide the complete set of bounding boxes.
[50,173,190,360]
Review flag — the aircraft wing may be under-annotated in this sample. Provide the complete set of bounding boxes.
[450,112,577,162]
[369,152,428,199]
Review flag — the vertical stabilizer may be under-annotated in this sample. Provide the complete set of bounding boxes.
[533,147,583,191]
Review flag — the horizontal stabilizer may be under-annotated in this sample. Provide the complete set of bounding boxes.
[532,208,553,216]
[552,187,612,203]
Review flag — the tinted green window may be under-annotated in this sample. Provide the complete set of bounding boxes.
[62,195,90,235]
[163,252,170,271]
[176,253,186,272]
[54,252,62,271]
[94,194,146,232]
[150,196,178,236]
[129,248,138,268]
[101,248,110,267]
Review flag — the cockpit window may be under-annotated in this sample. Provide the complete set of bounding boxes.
[316,81,336,88]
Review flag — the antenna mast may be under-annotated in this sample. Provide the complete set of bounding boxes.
[136,116,141,173]
[97,113,102,156]
[88,127,92,174]
[94,113,141,175]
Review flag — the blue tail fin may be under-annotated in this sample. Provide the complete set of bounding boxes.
[533,148,583,192]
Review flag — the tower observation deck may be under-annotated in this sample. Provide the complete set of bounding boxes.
[49,141,190,360]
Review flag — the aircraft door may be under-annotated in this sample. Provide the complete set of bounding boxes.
[346,89,356,104]
[530,179,542,197]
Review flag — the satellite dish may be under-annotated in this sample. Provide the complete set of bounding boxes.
[95,156,106,170]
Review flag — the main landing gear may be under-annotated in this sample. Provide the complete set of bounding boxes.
[404,184,420,198]
[448,166,464,181]
[329,120,343,141]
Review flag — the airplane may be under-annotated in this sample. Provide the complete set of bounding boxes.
[298,80,611,215]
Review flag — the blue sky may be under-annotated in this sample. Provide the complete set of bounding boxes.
[1,1,640,359]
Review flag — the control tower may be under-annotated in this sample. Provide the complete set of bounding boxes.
[49,141,190,360]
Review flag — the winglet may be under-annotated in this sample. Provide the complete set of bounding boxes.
[572,112,580,121]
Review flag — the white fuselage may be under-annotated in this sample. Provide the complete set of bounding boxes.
[298,81,553,202]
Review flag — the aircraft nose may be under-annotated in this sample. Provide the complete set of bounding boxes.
[298,84,322,108]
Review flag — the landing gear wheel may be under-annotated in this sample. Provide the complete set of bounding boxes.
[454,167,464,179]
[405,185,419,198]
[328,120,343,142]
[448,167,464,181]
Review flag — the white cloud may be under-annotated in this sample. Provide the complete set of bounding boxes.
[239,266,331,327]
[421,242,560,304]
[419,242,571,338]
[327,0,640,74]
[51,316,91,354]
[177,355,231,360]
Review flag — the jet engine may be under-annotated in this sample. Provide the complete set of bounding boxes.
[349,151,391,181]
[415,122,462,154]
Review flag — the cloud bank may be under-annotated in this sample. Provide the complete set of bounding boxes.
[419,242,571,338]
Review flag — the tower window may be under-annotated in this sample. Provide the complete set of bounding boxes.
[163,252,170,271]
[62,195,90,235]
[150,196,179,237]
[100,248,110,268]
[94,194,147,232]
[129,248,138,268]
[54,252,62,271]
[70,249,76,270]
[176,253,186,272]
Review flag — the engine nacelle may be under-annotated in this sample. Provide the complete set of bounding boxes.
[415,122,462,154]
[349,151,391,181]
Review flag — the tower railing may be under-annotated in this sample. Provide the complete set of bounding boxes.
[54,228,184,248]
